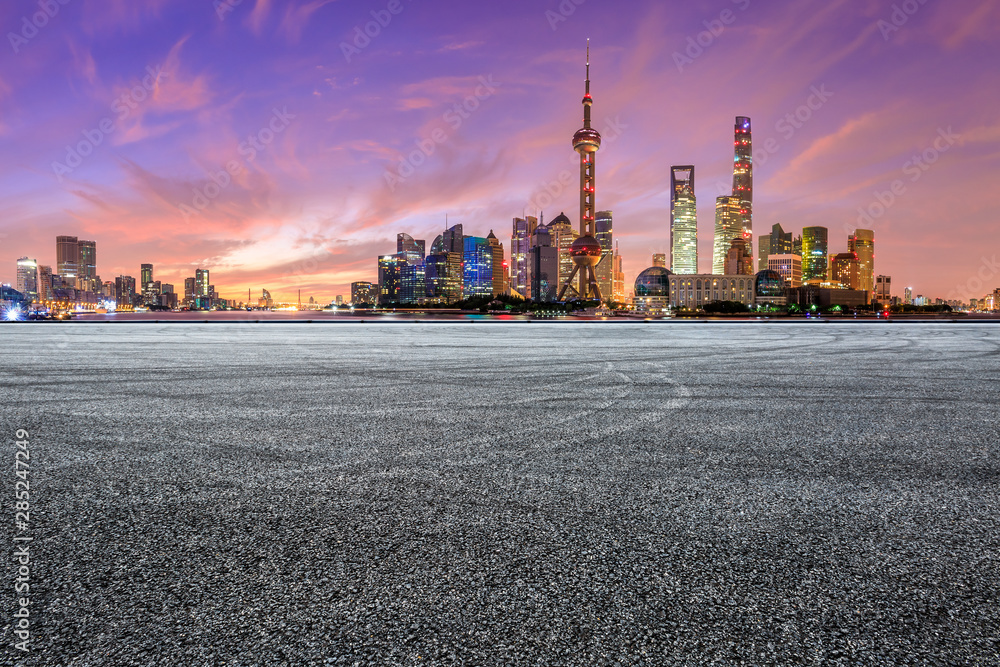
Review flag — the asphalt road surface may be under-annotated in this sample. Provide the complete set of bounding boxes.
[2,323,998,665]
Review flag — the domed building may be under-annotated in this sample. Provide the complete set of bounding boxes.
[632,266,672,315]
[755,269,787,307]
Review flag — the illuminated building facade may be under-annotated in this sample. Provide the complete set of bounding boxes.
[351,281,377,306]
[759,223,792,271]
[486,231,507,296]
[713,196,742,274]
[400,263,426,304]
[755,270,787,307]
[115,275,136,307]
[801,226,829,281]
[16,257,38,302]
[529,223,559,302]
[670,166,697,274]
[725,237,754,275]
[77,240,97,292]
[633,266,671,314]
[848,229,875,297]
[768,254,803,288]
[463,236,493,299]
[547,213,578,291]
[830,252,861,290]
[377,254,404,305]
[732,117,753,255]
[397,233,426,265]
[37,265,53,303]
[511,216,538,299]
[56,235,79,288]
[595,210,614,301]
[668,274,756,309]
[652,253,667,268]
[612,244,625,303]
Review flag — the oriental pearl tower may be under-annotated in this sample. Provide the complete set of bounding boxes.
[557,40,604,303]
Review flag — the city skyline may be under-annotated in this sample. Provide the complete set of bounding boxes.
[1,1,999,302]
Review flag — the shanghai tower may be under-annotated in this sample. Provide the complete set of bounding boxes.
[732,117,753,258]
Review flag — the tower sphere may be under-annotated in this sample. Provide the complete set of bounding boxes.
[569,235,603,267]
[573,127,602,153]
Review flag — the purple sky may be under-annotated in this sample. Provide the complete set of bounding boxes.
[2,0,998,302]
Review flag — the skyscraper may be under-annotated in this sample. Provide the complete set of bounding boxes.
[56,236,79,288]
[801,227,829,281]
[529,223,559,302]
[670,166,697,274]
[486,230,506,297]
[141,264,154,289]
[351,281,377,306]
[725,238,753,275]
[16,258,38,302]
[195,269,210,299]
[510,216,538,299]
[759,223,793,271]
[397,233,425,265]
[875,275,891,304]
[713,196,742,275]
[377,255,404,305]
[547,213,578,291]
[558,41,604,301]
[115,275,136,307]
[830,252,861,290]
[37,265,53,303]
[732,117,753,254]
[848,229,875,297]
[612,243,625,303]
[595,210,614,300]
[652,254,667,268]
[463,236,493,299]
[184,277,196,305]
[77,240,96,292]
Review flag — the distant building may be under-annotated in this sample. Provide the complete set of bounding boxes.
[462,236,493,299]
[56,236,79,288]
[758,223,793,271]
[37,265,53,302]
[724,237,754,275]
[141,264,153,290]
[397,233,425,265]
[77,240,97,292]
[801,227,829,281]
[529,224,559,302]
[755,270,787,307]
[670,166,697,274]
[668,274,756,309]
[875,275,891,304]
[849,229,875,297]
[768,254,803,288]
[115,275,136,308]
[377,255,404,305]
[732,117,753,253]
[790,285,868,309]
[16,257,38,303]
[904,287,913,305]
[486,230,507,297]
[612,244,625,304]
[830,252,861,291]
[652,253,667,268]
[399,262,426,305]
[713,196,742,274]
[510,216,538,299]
[351,281,377,306]
[546,213,577,291]
[633,266,671,314]
[595,210,614,300]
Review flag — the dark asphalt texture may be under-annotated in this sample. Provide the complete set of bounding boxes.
[2,322,999,665]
